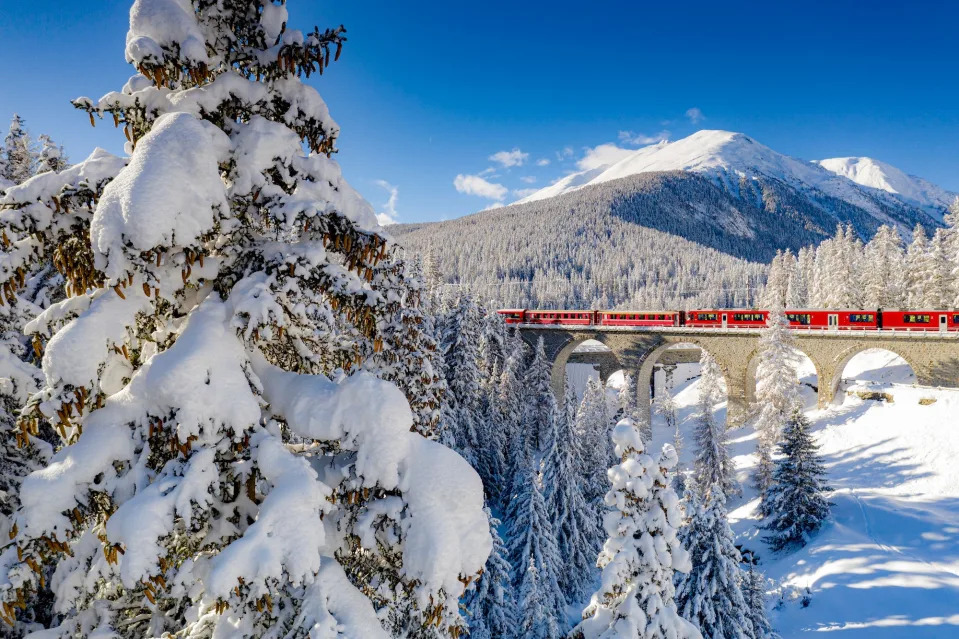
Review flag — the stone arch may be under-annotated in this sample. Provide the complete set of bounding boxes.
[525,331,621,399]
[744,345,821,409]
[826,344,918,403]
[636,338,734,429]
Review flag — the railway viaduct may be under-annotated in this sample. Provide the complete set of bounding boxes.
[518,326,959,427]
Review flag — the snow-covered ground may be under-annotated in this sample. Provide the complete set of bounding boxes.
[644,348,959,638]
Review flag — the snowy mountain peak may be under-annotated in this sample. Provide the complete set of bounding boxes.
[515,130,954,226]
[516,129,839,205]
[816,156,958,211]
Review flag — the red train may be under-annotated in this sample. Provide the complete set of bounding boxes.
[498,309,959,332]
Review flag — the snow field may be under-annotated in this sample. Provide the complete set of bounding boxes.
[642,348,959,637]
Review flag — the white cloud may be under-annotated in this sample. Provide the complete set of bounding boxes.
[536,158,551,166]
[618,129,670,146]
[576,143,635,171]
[454,173,508,201]
[512,187,539,199]
[489,148,529,168]
[373,179,399,226]
[520,176,537,184]
[557,146,574,161]
[685,107,705,124]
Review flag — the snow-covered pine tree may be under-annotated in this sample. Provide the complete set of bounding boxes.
[862,225,905,309]
[760,249,790,309]
[840,224,866,309]
[948,198,959,308]
[905,224,933,308]
[364,257,448,440]
[929,228,952,309]
[764,407,830,552]
[422,243,445,313]
[574,420,701,639]
[740,550,776,639]
[796,246,815,308]
[492,335,525,505]
[784,248,807,309]
[654,389,680,455]
[464,508,514,639]
[35,135,69,175]
[675,485,753,639]
[694,349,738,497]
[1,3,490,636]
[505,460,566,638]
[1,116,36,186]
[619,373,651,443]
[576,376,614,508]
[542,371,601,602]
[477,305,508,383]
[442,294,485,466]
[522,337,558,458]
[562,375,578,440]
[753,305,800,515]
[0,148,127,635]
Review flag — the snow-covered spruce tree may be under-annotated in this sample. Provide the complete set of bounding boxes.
[760,250,787,309]
[1,3,491,636]
[421,243,444,314]
[905,224,933,308]
[0,149,127,635]
[753,306,800,516]
[764,407,830,552]
[675,486,753,639]
[542,372,600,603]
[576,376,613,508]
[464,508,514,639]
[35,135,70,176]
[862,225,905,309]
[505,460,566,638]
[1,116,36,186]
[619,373,651,444]
[477,306,508,384]
[694,349,738,497]
[441,294,484,466]
[574,420,701,639]
[740,551,776,639]
[491,336,525,506]
[929,228,952,309]
[363,257,448,440]
[522,337,557,458]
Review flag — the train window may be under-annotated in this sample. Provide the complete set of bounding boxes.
[733,313,764,322]
[697,313,718,321]
[786,313,812,325]
[849,314,875,323]
[904,314,931,324]
[953,314,959,324]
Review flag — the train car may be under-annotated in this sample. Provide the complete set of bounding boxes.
[685,310,769,328]
[881,310,959,331]
[498,309,526,324]
[782,310,880,330]
[598,311,680,327]
[522,310,595,326]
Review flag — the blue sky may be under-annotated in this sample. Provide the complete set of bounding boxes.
[1,1,957,223]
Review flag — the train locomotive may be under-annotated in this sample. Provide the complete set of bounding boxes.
[498,309,959,332]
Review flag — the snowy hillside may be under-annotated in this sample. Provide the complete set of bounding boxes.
[817,156,958,214]
[517,130,949,226]
[635,349,959,638]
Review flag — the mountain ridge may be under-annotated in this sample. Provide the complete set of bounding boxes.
[516,130,956,225]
